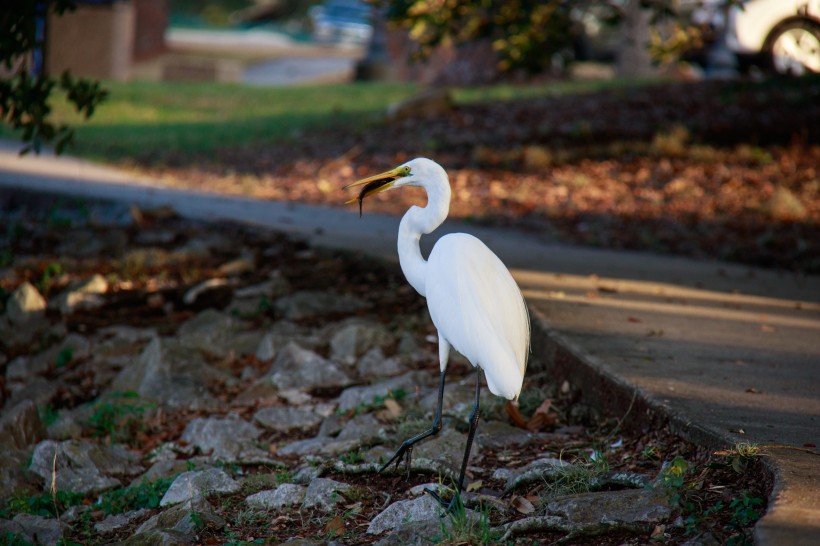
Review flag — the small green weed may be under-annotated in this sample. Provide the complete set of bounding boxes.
[85,391,155,444]
[729,493,764,529]
[339,450,364,465]
[1,490,86,519]
[37,262,64,294]
[39,404,60,427]
[2,531,32,546]
[275,468,294,485]
[436,497,500,545]
[542,450,610,501]
[55,347,74,368]
[96,477,174,516]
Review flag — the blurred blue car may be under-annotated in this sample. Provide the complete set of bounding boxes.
[309,0,373,45]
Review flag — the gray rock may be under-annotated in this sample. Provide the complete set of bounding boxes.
[414,427,483,472]
[318,413,344,437]
[177,309,261,358]
[0,400,45,449]
[92,327,158,370]
[328,320,394,364]
[418,381,496,420]
[546,488,671,526]
[336,413,387,444]
[137,497,224,537]
[255,333,276,361]
[356,348,407,380]
[302,478,351,511]
[131,459,192,487]
[60,504,89,523]
[254,406,322,432]
[0,449,38,502]
[265,342,352,393]
[180,414,270,463]
[6,281,46,323]
[94,509,150,534]
[278,437,359,457]
[1,513,62,545]
[110,337,222,410]
[118,528,193,545]
[0,314,50,350]
[29,440,139,494]
[53,274,108,314]
[246,483,307,510]
[4,376,60,412]
[337,371,429,412]
[275,290,370,321]
[505,457,571,491]
[46,407,86,441]
[367,494,442,535]
[7,333,90,382]
[292,465,324,485]
[160,468,241,506]
[477,421,542,449]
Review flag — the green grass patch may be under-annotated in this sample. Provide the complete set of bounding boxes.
[96,477,175,516]
[85,391,156,444]
[0,76,669,162]
[0,80,419,161]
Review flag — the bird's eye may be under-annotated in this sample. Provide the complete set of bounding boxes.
[401,167,411,176]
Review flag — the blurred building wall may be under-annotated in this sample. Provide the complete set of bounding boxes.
[134,0,168,61]
[46,0,167,81]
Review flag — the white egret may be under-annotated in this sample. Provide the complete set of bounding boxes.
[344,157,530,511]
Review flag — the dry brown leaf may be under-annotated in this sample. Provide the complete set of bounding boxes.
[526,398,557,432]
[325,514,345,536]
[506,401,527,429]
[466,480,483,492]
[511,495,535,514]
[383,398,402,418]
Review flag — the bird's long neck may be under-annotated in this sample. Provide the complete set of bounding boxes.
[398,174,451,298]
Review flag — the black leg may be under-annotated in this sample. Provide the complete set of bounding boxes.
[379,369,446,474]
[425,369,482,513]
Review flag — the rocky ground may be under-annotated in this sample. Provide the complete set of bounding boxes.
[0,192,769,545]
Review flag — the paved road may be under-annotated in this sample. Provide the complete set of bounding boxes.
[1,144,818,545]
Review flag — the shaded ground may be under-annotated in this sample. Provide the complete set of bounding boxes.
[0,194,770,545]
[126,77,820,273]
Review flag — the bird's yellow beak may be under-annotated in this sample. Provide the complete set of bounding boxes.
[343,167,403,216]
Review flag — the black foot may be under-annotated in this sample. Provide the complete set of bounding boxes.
[423,487,463,515]
[378,443,414,475]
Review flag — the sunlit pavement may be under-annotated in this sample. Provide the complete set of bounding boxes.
[1,142,818,545]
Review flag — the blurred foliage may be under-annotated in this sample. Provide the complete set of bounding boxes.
[381,0,726,73]
[0,0,108,154]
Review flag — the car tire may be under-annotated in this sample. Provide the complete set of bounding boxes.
[764,19,820,76]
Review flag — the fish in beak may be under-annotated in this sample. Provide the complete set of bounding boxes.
[343,166,406,217]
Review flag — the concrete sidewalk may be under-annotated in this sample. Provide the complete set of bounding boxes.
[1,144,818,545]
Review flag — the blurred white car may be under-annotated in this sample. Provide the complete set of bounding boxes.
[731,0,820,74]
[695,0,820,75]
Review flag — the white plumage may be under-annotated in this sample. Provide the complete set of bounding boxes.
[344,157,530,512]
[426,232,529,399]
